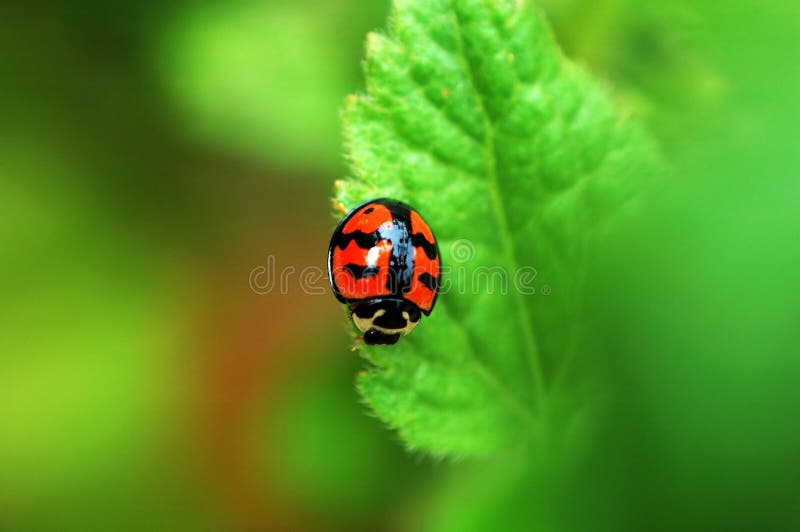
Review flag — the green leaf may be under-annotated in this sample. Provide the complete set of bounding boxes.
[336,0,662,457]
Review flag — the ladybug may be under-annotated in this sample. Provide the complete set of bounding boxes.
[328,198,441,345]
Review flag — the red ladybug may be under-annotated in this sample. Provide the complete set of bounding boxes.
[328,198,440,345]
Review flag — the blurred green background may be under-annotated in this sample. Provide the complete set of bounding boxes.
[1,1,798,530]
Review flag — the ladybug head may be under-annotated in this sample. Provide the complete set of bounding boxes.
[351,298,422,346]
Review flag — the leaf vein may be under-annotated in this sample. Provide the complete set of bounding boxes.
[446,0,546,406]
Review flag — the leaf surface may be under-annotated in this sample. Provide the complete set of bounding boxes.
[337,0,662,456]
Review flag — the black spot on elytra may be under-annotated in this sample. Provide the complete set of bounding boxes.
[344,263,379,280]
[363,207,375,214]
[411,233,438,259]
[333,230,378,251]
[418,272,438,291]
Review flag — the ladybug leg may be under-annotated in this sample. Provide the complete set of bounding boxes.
[351,334,364,351]
[332,198,349,215]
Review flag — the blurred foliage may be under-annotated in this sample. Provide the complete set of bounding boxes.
[540,0,725,153]
[1,0,798,530]
[158,0,387,175]
[256,347,432,529]
[336,0,662,456]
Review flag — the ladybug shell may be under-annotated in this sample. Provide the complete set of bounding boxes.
[328,198,440,315]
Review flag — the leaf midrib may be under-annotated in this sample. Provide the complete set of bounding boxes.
[445,1,547,410]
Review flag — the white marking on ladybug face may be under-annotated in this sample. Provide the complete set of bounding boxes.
[353,309,384,333]
[393,319,419,336]
[352,308,419,336]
